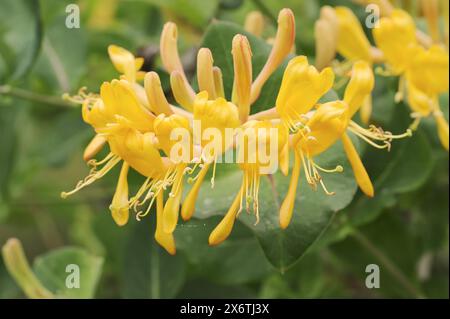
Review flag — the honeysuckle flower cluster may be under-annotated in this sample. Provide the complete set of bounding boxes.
[315,2,449,150]
[62,8,413,254]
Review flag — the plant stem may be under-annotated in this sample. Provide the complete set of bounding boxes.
[351,228,426,299]
[0,85,73,108]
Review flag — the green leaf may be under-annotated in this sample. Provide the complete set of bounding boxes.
[0,0,42,82]
[33,247,104,298]
[122,216,186,298]
[31,5,87,92]
[175,216,273,285]
[30,109,91,167]
[330,212,426,298]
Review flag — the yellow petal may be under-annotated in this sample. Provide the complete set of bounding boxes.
[341,133,374,197]
[434,113,449,151]
[335,7,372,62]
[231,34,252,123]
[279,152,301,229]
[279,141,289,176]
[251,8,295,103]
[193,92,240,150]
[160,22,196,100]
[160,22,184,75]
[296,101,349,157]
[110,162,130,226]
[155,192,176,255]
[181,163,210,221]
[407,45,449,96]
[144,72,174,116]
[153,113,191,157]
[373,9,419,74]
[109,80,155,132]
[83,134,106,161]
[360,95,372,125]
[170,70,195,111]
[162,164,185,233]
[197,48,216,99]
[208,186,242,246]
[343,60,374,118]
[108,45,137,82]
[406,79,433,117]
[276,56,335,128]
[213,66,225,99]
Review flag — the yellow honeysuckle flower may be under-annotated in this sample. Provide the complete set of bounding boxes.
[373,9,420,75]
[107,126,177,253]
[181,92,240,221]
[61,7,420,252]
[108,45,145,83]
[209,120,288,245]
[406,45,449,150]
[335,7,373,62]
[279,61,411,228]
[280,101,347,228]
[62,77,178,253]
[343,62,411,194]
[371,9,449,150]
[154,114,193,234]
[276,56,334,131]
[82,79,155,133]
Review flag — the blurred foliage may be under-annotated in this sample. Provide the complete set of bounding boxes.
[0,0,448,299]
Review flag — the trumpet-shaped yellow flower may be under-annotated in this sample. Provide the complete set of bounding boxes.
[276,56,334,131]
[372,9,449,150]
[406,45,450,150]
[82,79,155,133]
[209,120,288,245]
[62,7,424,252]
[181,92,240,221]
[280,61,410,228]
[154,114,193,234]
[373,9,420,74]
[280,101,348,229]
[343,62,410,194]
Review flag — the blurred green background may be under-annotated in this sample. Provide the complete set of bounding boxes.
[0,0,448,298]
